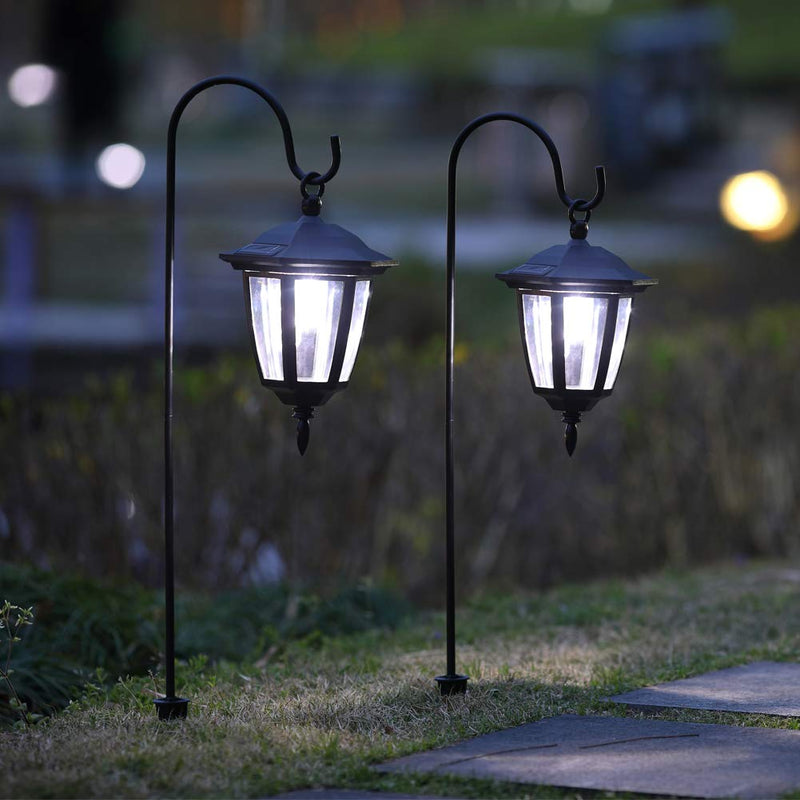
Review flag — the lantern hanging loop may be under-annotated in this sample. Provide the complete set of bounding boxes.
[568,199,592,224]
[568,200,591,239]
[300,171,326,198]
[300,171,325,215]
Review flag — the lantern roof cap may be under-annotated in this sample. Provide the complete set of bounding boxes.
[220,213,398,275]
[496,237,657,291]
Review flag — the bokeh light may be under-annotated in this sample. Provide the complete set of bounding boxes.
[720,170,789,233]
[95,143,146,189]
[7,63,57,107]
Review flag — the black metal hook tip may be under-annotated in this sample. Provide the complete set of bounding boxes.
[594,164,606,188]
[591,165,607,207]
[318,134,341,185]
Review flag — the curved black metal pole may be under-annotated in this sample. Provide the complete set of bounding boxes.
[436,112,606,696]
[156,76,341,721]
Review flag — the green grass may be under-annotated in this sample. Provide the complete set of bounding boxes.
[2,560,800,798]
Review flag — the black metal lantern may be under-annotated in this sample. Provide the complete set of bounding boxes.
[220,199,396,453]
[496,229,656,455]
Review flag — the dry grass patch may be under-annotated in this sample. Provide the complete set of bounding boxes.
[2,560,800,798]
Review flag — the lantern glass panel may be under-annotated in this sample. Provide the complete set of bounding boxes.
[522,294,554,388]
[295,278,343,382]
[340,280,371,382]
[563,295,608,390]
[249,276,284,381]
[603,296,632,389]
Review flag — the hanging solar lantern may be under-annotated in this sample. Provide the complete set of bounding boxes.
[220,190,396,454]
[496,215,656,455]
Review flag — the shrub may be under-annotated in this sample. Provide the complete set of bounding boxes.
[0,563,409,725]
[0,563,159,724]
[1,306,799,603]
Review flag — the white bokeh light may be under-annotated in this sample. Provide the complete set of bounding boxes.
[95,143,146,189]
[8,64,57,108]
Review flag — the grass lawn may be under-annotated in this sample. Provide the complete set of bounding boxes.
[3,560,800,798]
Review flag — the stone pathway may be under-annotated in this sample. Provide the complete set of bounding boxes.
[611,660,800,716]
[279,662,800,798]
[375,713,800,799]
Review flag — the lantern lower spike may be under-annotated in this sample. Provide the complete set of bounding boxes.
[563,411,580,456]
[293,406,314,455]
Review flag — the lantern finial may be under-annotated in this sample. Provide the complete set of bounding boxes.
[293,406,313,455]
[563,411,580,456]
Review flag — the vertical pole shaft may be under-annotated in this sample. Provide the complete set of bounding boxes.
[154,108,187,719]
[164,124,176,702]
[445,166,456,679]
[435,139,468,695]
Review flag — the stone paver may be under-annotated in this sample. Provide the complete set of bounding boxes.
[375,713,800,798]
[611,661,800,716]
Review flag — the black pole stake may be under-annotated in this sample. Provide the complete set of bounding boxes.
[435,112,608,697]
[158,76,341,720]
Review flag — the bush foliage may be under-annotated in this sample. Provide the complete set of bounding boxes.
[0,563,408,725]
[0,563,159,724]
[1,306,800,602]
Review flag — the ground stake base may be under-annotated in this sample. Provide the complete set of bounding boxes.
[436,674,469,696]
[154,697,189,720]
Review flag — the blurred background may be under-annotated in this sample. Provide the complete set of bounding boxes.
[1,0,799,605]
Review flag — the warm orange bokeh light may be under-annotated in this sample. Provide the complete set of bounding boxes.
[720,171,792,238]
